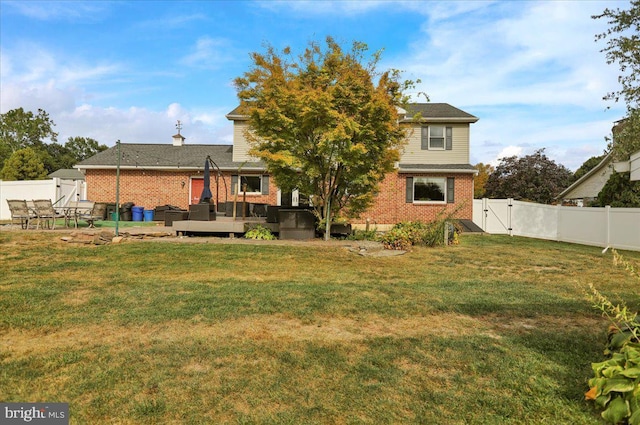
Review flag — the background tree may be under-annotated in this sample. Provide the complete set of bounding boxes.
[65,136,108,162]
[573,154,607,181]
[0,147,48,180]
[598,171,640,207]
[41,142,76,174]
[234,37,413,237]
[484,149,573,204]
[0,108,58,170]
[594,1,640,160]
[474,162,494,198]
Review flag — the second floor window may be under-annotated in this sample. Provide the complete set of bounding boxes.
[421,126,453,150]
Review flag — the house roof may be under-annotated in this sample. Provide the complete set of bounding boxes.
[75,143,266,171]
[401,103,478,123]
[226,103,478,123]
[398,163,478,174]
[557,152,612,200]
[48,169,85,180]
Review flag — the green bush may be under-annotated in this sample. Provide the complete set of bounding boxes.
[347,228,379,241]
[586,250,640,424]
[244,225,276,240]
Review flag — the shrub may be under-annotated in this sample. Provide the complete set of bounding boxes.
[244,225,276,240]
[347,228,379,241]
[379,223,415,250]
[380,219,460,250]
[586,250,640,424]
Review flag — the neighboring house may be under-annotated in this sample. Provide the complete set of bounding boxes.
[48,169,86,181]
[614,150,640,181]
[75,103,478,226]
[557,153,614,206]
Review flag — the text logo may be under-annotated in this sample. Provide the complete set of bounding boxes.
[1,403,68,424]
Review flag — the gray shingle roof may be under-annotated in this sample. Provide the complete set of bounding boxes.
[227,103,478,123]
[48,169,85,180]
[402,103,478,122]
[75,144,265,171]
[398,163,477,173]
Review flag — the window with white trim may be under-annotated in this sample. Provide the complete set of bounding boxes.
[406,176,455,204]
[231,175,270,195]
[421,126,453,150]
[241,175,261,193]
[414,177,446,202]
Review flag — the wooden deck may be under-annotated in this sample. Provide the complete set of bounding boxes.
[172,216,278,236]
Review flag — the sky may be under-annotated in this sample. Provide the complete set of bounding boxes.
[0,0,630,171]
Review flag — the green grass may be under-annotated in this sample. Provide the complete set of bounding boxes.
[1,232,639,424]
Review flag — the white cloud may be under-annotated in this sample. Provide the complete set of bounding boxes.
[3,0,108,22]
[52,103,232,146]
[398,1,621,109]
[256,0,388,16]
[0,44,124,115]
[134,13,208,30]
[491,146,523,166]
[182,37,236,70]
[0,40,232,147]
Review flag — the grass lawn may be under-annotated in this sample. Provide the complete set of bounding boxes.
[1,232,639,424]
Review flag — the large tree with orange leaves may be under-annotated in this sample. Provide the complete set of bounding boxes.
[234,37,416,234]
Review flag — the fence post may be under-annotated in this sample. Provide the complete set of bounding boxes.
[507,198,513,237]
[556,204,562,242]
[482,198,488,231]
[605,205,611,249]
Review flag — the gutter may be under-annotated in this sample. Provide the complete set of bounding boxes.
[399,117,479,124]
[74,165,267,172]
[397,167,478,174]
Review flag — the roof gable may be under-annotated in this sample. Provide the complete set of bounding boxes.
[557,153,613,200]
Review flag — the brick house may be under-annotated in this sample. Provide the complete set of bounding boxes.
[75,103,478,227]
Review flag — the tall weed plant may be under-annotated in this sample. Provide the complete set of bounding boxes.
[586,250,640,424]
[380,207,462,250]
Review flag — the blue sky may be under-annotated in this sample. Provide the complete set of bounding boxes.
[0,0,629,171]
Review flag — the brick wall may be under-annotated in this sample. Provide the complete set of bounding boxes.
[85,169,472,224]
[85,169,278,210]
[351,172,474,226]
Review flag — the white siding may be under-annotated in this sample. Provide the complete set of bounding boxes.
[400,123,470,164]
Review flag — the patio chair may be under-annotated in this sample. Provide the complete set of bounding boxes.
[78,202,107,228]
[6,199,36,229]
[32,199,65,230]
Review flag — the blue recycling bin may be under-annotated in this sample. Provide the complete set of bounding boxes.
[132,206,144,222]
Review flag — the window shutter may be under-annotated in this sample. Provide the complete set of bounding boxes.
[447,177,455,203]
[261,175,269,195]
[406,177,414,203]
[421,127,428,150]
[446,127,453,150]
[231,175,238,195]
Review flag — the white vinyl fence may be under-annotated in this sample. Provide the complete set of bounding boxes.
[0,178,87,220]
[473,198,640,252]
